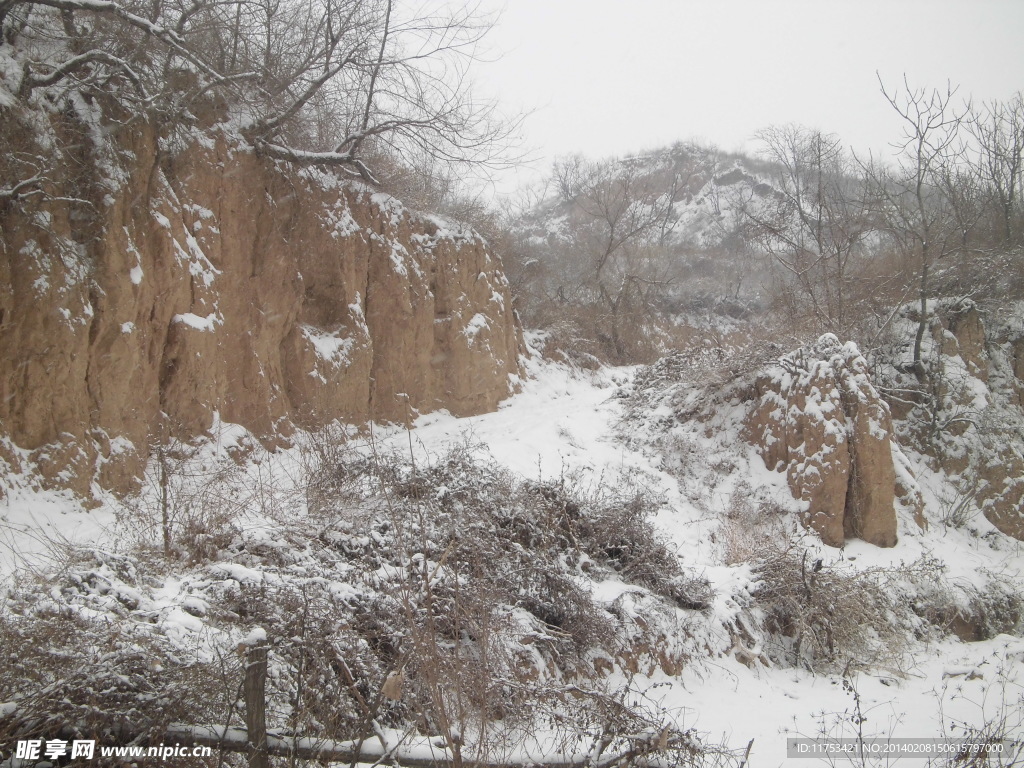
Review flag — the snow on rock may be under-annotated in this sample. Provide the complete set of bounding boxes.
[882,300,1024,541]
[172,312,222,332]
[301,325,355,366]
[0,129,523,496]
[463,312,490,342]
[745,335,901,548]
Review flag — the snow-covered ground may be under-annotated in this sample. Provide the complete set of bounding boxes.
[369,350,1024,766]
[2,348,1022,767]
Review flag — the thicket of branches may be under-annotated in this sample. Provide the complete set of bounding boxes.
[0,440,728,767]
[0,0,516,198]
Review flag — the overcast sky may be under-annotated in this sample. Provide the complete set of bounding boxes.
[470,0,1024,199]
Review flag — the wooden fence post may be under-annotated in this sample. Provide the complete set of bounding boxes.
[244,638,270,768]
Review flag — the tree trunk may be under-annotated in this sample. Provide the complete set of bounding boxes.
[244,645,270,768]
[912,254,929,382]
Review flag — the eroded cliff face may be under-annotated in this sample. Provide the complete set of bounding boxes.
[743,336,908,548]
[888,301,1024,542]
[743,302,1024,546]
[0,127,523,496]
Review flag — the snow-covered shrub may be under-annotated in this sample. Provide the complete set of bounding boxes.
[719,483,794,566]
[568,485,710,609]
[220,578,402,741]
[310,444,633,661]
[0,438,731,764]
[300,422,368,517]
[527,316,604,370]
[310,438,704,607]
[750,543,908,672]
[936,654,1024,768]
[288,441,719,750]
[908,568,1024,642]
[0,553,238,756]
[116,442,249,563]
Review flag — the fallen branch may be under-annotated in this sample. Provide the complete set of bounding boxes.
[162,723,669,768]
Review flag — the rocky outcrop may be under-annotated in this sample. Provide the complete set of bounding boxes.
[744,335,901,548]
[978,445,1024,540]
[0,124,523,496]
[933,303,1024,539]
[888,301,1024,542]
[942,301,988,383]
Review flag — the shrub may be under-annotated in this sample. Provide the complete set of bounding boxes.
[116,441,247,563]
[908,567,1024,642]
[749,543,908,673]
[1,437,728,766]
[0,555,238,759]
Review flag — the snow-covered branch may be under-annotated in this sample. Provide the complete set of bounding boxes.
[2,0,517,181]
[252,141,379,184]
[19,49,147,97]
[0,174,46,202]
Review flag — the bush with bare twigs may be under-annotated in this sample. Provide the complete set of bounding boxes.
[0,439,731,766]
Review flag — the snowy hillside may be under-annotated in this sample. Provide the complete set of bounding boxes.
[502,142,789,367]
[2,335,1022,767]
[393,342,1024,763]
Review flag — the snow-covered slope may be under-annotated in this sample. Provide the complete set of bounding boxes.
[2,337,1022,766]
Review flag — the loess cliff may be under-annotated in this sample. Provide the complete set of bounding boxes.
[623,299,1024,549]
[0,118,523,497]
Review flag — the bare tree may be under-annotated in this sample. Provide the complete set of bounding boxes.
[969,92,1024,246]
[748,124,874,336]
[551,153,589,204]
[0,0,516,185]
[567,157,678,360]
[510,144,767,362]
[864,76,970,379]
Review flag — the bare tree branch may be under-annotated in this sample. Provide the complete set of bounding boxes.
[19,49,148,97]
[2,0,518,183]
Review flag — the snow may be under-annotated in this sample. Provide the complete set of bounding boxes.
[2,344,1022,766]
[301,324,354,365]
[462,312,490,342]
[241,627,267,646]
[397,356,624,480]
[322,203,360,239]
[0,485,114,583]
[172,312,221,331]
[370,191,407,227]
[207,561,271,584]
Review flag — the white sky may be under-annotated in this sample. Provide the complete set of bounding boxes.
[469,0,1024,199]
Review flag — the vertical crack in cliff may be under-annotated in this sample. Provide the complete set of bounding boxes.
[1,134,523,496]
